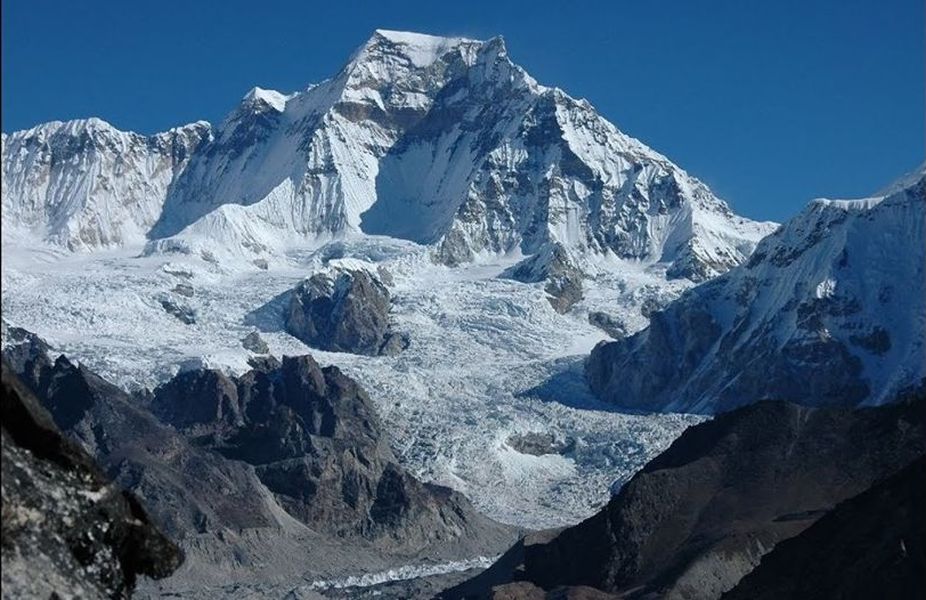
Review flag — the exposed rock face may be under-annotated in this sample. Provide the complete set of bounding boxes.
[3,328,516,593]
[1,360,182,599]
[448,396,925,599]
[586,312,626,340]
[502,244,584,313]
[2,31,771,285]
[506,432,573,457]
[4,340,279,539]
[586,171,926,412]
[158,294,196,324]
[724,455,926,600]
[488,582,619,599]
[241,330,269,354]
[285,268,407,355]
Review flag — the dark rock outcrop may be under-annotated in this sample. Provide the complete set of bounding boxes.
[586,312,626,340]
[723,455,926,600]
[3,328,516,592]
[158,295,196,324]
[1,360,182,599]
[506,432,573,457]
[3,330,289,538]
[151,355,506,548]
[171,282,195,298]
[284,269,406,355]
[488,582,619,599]
[447,396,925,599]
[503,243,583,313]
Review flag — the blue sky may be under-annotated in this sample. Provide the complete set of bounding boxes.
[2,0,922,222]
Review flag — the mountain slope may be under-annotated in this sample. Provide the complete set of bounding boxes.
[1,324,517,594]
[446,394,926,599]
[723,455,926,600]
[586,168,926,412]
[150,30,772,276]
[1,119,211,250]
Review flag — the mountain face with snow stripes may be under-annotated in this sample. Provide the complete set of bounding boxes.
[1,30,773,282]
[586,167,926,413]
[1,119,211,250]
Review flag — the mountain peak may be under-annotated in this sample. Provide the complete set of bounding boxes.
[356,29,484,68]
[240,86,290,112]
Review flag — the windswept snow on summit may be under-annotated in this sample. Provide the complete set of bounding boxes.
[587,168,926,413]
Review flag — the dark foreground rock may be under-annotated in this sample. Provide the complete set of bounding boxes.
[2,327,516,594]
[1,360,182,599]
[445,395,925,599]
[723,455,926,600]
[285,268,408,355]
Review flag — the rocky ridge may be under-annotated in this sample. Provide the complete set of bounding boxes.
[1,324,516,595]
[3,31,773,293]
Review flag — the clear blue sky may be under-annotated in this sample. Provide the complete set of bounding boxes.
[2,0,922,222]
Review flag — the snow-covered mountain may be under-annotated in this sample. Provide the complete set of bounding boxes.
[1,119,211,249]
[587,167,926,413]
[2,30,772,280]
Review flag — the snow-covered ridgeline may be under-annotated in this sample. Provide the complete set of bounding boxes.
[2,29,773,281]
[1,119,211,250]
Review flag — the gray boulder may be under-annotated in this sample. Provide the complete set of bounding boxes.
[587,312,627,340]
[503,243,584,314]
[241,330,269,354]
[159,294,196,324]
[284,269,404,356]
